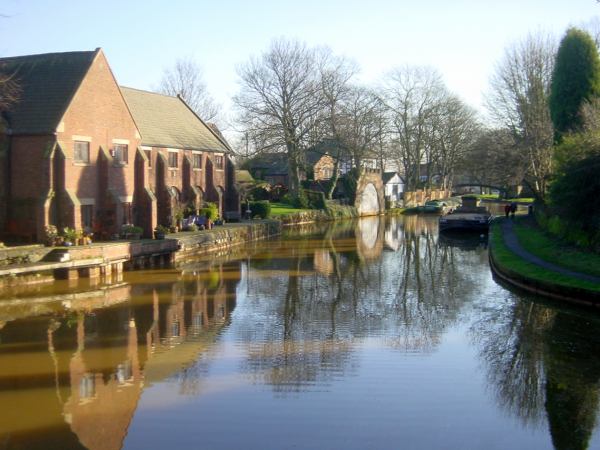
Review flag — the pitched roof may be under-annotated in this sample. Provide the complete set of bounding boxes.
[0,50,97,134]
[235,169,255,183]
[382,172,403,184]
[120,87,229,152]
[244,152,288,175]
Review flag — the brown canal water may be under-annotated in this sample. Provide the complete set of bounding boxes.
[0,215,599,450]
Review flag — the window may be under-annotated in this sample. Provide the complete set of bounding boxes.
[193,153,202,169]
[214,155,224,169]
[168,151,178,168]
[144,149,152,167]
[79,374,96,399]
[122,202,132,225]
[113,144,128,164]
[74,141,90,164]
[81,205,93,229]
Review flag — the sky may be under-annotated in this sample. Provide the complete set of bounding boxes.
[1,0,599,142]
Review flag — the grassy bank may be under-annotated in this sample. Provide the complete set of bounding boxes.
[490,222,600,293]
[270,203,312,217]
[475,194,534,203]
[512,218,600,278]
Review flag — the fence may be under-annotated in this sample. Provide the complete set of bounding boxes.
[402,189,451,207]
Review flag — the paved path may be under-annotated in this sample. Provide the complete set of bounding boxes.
[500,219,600,285]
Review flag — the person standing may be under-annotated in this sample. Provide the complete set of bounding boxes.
[510,202,517,219]
[504,203,511,218]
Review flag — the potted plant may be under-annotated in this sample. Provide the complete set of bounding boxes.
[62,227,77,246]
[44,225,59,246]
[154,225,169,240]
[122,224,143,240]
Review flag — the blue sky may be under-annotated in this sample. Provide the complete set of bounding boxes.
[1,0,599,131]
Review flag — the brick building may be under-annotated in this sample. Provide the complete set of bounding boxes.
[120,87,238,227]
[0,49,238,242]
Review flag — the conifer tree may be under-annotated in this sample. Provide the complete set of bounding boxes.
[550,28,600,139]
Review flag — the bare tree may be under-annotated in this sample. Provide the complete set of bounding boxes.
[461,128,526,195]
[0,64,19,112]
[235,38,325,196]
[382,66,448,190]
[429,95,480,191]
[158,57,220,122]
[486,32,556,199]
[317,51,357,198]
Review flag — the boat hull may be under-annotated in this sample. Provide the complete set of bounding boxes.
[438,216,491,232]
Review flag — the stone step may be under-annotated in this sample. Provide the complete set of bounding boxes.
[43,249,71,263]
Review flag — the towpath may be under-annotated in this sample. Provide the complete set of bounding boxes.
[500,219,600,285]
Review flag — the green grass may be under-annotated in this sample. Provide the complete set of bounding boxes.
[471,193,534,203]
[490,222,600,292]
[513,219,600,278]
[269,202,311,216]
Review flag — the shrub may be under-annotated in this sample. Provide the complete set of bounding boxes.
[339,168,360,204]
[249,186,270,201]
[291,189,309,209]
[155,225,169,234]
[305,189,326,209]
[199,202,219,221]
[122,224,143,235]
[250,200,271,219]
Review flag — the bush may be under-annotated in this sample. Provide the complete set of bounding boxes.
[305,189,326,209]
[339,168,360,204]
[250,200,271,219]
[549,150,600,249]
[291,189,309,209]
[249,186,270,201]
[199,202,219,221]
[122,224,143,235]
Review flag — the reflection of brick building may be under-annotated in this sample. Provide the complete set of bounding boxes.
[0,260,242,448]
[0,49,238,242]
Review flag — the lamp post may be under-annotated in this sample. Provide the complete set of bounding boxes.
[245,199,252,220]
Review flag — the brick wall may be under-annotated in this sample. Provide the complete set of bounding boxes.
[59,50,141,234]
[313,155,335,181]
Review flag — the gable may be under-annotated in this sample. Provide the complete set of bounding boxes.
[0,50,96,134]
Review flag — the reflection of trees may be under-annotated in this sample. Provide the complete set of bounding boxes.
[472,300,553,425]
[544,313,600,450]
[239,215,485,391]
[472,295,600,449]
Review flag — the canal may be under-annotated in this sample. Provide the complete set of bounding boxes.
[0,216,599,450]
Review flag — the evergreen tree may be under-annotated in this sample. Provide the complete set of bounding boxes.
[550,28,600,139]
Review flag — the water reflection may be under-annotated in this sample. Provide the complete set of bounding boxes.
[472,292,600,450]
[0,216,598,449]
[0,261,241,450]
[238,215,488,392]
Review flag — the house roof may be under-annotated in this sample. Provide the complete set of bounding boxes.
[235,169,254,184]
[120,87,229,152]
[0,50,97,134]
[244,152,288,175]
[382,172,403,184]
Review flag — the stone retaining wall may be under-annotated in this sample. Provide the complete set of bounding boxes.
[173,221,282,261]
[0,245,51,267]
